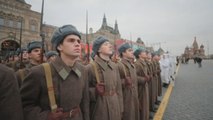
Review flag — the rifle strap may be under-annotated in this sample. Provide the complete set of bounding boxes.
[91,62,100,84]
[19,69,25,81]
[42,63,57,112]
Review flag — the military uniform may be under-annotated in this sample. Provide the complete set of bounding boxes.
[15,62,37,87]
[15,41,42,87]
[117,59,139,120]
[87,56,123,120]
[20,57,89,120]
[0,64,23,120]
[135,59,150,120]
[155,61,162,96]
[146,60,158,112]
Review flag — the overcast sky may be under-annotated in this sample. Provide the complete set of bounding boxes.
[25,0,213,56]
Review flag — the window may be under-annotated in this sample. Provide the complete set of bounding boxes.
[31,25,36,31]
[0,17,4,25]
[8,20,13,27]
[17,21,21,28]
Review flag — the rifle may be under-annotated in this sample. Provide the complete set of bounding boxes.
[40,0,45,64]
[86,10,90,63]
[19,18,25,69]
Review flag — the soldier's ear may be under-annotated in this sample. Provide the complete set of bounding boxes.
[57,45,62,51]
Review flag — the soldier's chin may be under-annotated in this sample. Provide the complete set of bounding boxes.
[72,53,80,58]
[108,51,113,55]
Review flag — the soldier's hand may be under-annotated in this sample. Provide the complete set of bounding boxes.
[47,108,64,120]
[96,83,105,96]
[145,75,150,82]
[125,76,132,87]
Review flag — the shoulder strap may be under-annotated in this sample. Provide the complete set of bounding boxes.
[19,69,25,81]
[42,63,57,112]
[91,62,100,84]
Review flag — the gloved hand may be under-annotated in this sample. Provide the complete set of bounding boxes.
[47,108,64,120]
[96,83,105,96]
[144,75,150,82]
[125,76,132,87]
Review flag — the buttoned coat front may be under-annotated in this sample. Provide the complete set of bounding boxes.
[86,57,123,120]
[117,59,139,120]
[20,57,90,120]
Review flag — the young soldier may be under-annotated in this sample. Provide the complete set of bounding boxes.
[20,25,89,120]
[117,43,139,120]
[86,36,123,120]
[134,48,150,120]
[45,51,58,62]
[145,51,158,118]
[15,41,42,87]
[0,64,23,120]
[152,52,162,103]
[5,51,19,71]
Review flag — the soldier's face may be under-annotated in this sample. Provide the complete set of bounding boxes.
[58,35,81,58]
[29,48,42,62]
[14,55,19,61]
[98,41,113,56]
[9,56,13,61]
[48,55,57,62]
[21,51,28,59]
[139,52,147,59]
[147,53,152,59]
[123,48,134,59]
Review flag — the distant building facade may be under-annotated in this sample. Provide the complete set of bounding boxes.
[0,0,156,58]
[0,0,56,57]
[183,37,205,58]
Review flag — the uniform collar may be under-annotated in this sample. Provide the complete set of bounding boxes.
[121,58,134,68]
[138,59,146,65]
[52,56,81,80]
[95,56,114,71]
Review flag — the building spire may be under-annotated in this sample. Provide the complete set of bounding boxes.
[101,13,107,29]
[192,36,198,49]
[114,20,119,34]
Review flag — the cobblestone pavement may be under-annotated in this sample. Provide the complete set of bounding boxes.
[163,60,213,120]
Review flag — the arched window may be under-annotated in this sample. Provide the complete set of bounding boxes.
[29,19,38,32]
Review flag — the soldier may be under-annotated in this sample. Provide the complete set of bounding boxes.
[6,48,29,71]
[134,48,150,120]
[0,64,23,120]
[5,51,19,70]
[16,41,42,87]
[45,51,58,62]
[20,24,90,120]
[27,41,43,66]
[18,47,29,63]
[145,51,158,118]
[117,43,139,120]
[152,52,162,102]
[86,36,123,120]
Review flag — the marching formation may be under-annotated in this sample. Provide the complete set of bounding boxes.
[0,24,177,120]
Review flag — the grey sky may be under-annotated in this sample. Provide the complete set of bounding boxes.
[25,0,213,55]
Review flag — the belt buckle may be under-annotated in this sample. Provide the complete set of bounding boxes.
[69,109,73,118]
